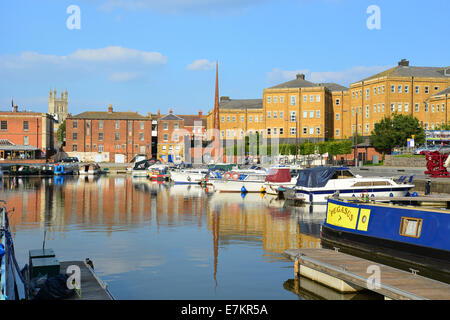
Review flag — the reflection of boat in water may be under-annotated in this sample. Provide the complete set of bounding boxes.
[283,277,382,300]
[168,184,205,197]
[262,194,286,208]
[321,198,450,283]
[208,192,264,207]
[285,166,414,203]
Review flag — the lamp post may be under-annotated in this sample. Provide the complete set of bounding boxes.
[425,101,428,148]
[354,108,358,168]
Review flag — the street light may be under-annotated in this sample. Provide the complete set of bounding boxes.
[425,101,428,148]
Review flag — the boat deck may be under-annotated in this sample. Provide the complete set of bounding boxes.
[60,261,113,300]
[284,248,450,300]
[339,195,450,208]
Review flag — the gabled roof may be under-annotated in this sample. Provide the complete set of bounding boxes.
[177,115,206,126]
[268,77,316,89]
[218,99,263,110]
[360,66,450,82]
[159,114,184,121]
[70,111,150,120]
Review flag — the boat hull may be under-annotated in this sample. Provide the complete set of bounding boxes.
[321,198,450,283]
[212,180,265,193]
[170,172,205,185]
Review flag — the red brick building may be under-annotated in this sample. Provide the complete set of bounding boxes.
[156,109,206,163]
[0,105,56,160]
[65,104,154,162]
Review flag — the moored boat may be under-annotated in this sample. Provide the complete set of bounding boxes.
[285,166,414,203]
[169,168,209,184]
[131,159,151,178]
[211,172,267,193]
[79,163,101,175]
[321,198,450,283]
[54,163,78,175]
[263,167,299,196]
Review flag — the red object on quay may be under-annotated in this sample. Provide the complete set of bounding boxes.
[424,151,450,178]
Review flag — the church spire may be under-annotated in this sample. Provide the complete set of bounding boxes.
[214,61,220,130]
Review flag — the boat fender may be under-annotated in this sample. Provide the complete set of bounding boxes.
[389,193,394,197]
[0,243,4,258]
[241,186,247,193]
[224,172,232,180]
[412,191,418,197]
[260,186,266,193]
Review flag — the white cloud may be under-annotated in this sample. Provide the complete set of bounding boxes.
[69,46,167,65]
[186,59,216,71]
[266,65,392,86]
[0,46,167,83]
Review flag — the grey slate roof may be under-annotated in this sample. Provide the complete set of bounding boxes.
[218,99,263,110]
[361,66,450,82]
[268,78,316,89]
[318,83,349,92]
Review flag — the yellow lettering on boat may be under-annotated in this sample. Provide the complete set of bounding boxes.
[357,209,371,231]
[326,202,359,230]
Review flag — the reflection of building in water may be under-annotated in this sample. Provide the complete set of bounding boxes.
[0,177,207,236]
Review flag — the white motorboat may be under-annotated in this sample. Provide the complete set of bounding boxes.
[169,168,209,184]
[131,159,151,178]
[284,166,414,203]
[263,167,299,195]
[79,163,101,175]
[211,172,267,193]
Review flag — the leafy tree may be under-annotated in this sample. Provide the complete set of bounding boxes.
[435,122,450,130]
[370,114,425,154]
[56,120,66,144]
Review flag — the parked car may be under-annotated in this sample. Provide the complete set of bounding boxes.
[417,145,440,155]
[61,157,79,163]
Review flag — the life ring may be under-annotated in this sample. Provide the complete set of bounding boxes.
[224,172,232,179]
[232,172,240,180]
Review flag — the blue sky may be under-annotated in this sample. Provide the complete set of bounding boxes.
[0,0,449,116]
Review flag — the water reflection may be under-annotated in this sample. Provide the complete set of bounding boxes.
[0,175,333,299]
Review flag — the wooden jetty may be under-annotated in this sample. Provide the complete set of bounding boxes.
[284,248,450,300]
[60,261,114,300]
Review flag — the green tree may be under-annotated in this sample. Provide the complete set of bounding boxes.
[56,120,66,144]
[370,114,425,154]
[435,122,450,130]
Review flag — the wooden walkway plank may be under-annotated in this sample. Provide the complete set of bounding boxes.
[60,261,113,300]
[285,248,450,300]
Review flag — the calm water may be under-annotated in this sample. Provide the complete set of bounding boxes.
[1,175,332,299]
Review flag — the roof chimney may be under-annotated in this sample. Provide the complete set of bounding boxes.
[169,108,173,115]
[14,105,18,112]
[220,96,230,102]
[296,74,305,80]
[398,59,409,67]
[108,104,113,113]
[199,110,203,117]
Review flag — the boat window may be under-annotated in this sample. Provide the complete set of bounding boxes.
[399,217,422,238]
[352,181,373,187]
[372,181,392,186]
[331,170,355,179]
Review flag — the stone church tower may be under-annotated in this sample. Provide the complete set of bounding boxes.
[48,88,68,123]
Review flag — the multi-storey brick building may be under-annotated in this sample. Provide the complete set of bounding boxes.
[157,109,206,162]
[207,59,450,147]
[0,105,55,160]
[65,104,154,162]
[349,59,450,136]
[206,97,264,141]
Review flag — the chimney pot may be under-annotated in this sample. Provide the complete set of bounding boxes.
[220,96,230,102]
[296,74,305,80]
[199,110,203,117]
[169,109,173,115]
[14,105,18,112]
[398,59,409,66]
[108,104,113,113]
